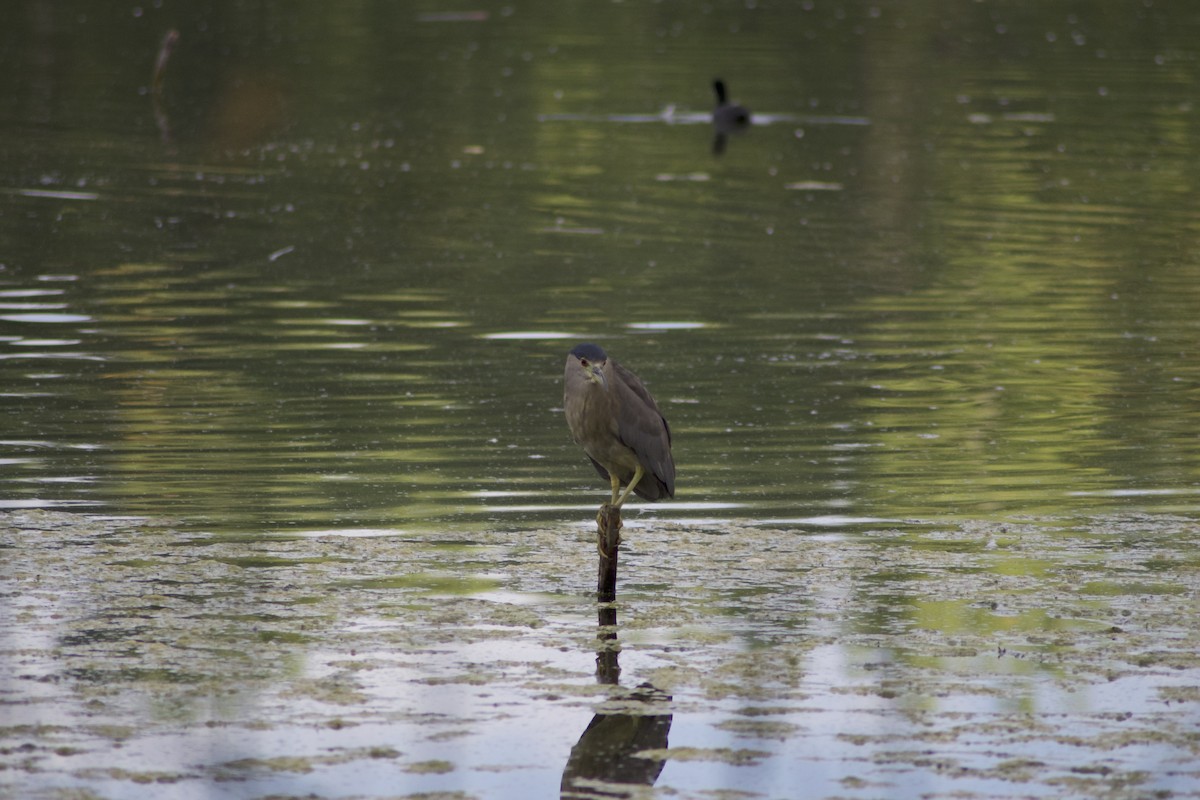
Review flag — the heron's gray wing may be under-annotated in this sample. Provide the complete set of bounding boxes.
[611,362,668,429]
[611,360,675,498]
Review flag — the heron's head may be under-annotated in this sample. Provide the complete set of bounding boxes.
[569,342,608,390]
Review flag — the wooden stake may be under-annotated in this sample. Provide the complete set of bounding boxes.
[595,502,622,684]
[596,503,622,604]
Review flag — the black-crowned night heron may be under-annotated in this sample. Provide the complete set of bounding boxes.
[712,79,751,155]
[563,343,675,512]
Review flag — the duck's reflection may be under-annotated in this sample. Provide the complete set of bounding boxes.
[561,605,672,799]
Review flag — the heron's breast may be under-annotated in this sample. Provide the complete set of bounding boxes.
[570,389,637,468]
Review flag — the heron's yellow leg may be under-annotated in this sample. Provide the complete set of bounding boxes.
[609,472,621,506]
[613,464,644,509]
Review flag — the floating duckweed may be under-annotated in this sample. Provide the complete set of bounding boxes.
[404,759,456,774]
[2,511,1198,798]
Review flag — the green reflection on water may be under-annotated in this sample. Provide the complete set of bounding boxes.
[1,1,1199,539]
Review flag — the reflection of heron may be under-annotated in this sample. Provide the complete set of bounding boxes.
[561,684,673,799]
[712,78,751,155]
[563,343,675,514]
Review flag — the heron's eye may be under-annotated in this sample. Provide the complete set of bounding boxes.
[580,359,589,367]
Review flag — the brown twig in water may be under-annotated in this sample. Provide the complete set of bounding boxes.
[151,29,180,96]
[151,30,180,146]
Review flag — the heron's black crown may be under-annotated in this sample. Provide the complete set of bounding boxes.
[570,342,608,362]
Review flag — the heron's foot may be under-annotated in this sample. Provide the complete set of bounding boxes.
[597,536,622,558]
[597,531,623,558]
[596,502,623,558]
[596,502,624,525]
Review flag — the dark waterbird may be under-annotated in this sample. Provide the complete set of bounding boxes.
[712,78,751,155]
[563,343,675,513]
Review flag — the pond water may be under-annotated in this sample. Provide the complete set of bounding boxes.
[2,2,1199,799]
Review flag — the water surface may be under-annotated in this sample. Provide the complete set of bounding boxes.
[2,2,1199,798]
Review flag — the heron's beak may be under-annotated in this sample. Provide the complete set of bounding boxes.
[587,364,608,389]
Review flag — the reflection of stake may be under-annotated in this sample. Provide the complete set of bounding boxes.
[596,600,620,685]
